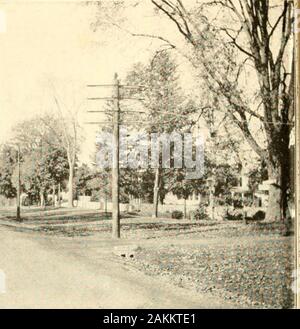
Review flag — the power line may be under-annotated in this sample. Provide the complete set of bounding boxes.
[87,97,145,101]
[87,110,146,114]
[87,83,294,126]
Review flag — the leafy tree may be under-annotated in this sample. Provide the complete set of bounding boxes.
[125,51,196,217]
[75,164,94,197]
[11,142,69,206]
[148,0,294,222]
[169,168,205,218]
[248,161,268,194]
[12,150,47,206]
[11,116,70,206]
[41,145,69,205]
[0,145,17,199]
[86,167,112,203]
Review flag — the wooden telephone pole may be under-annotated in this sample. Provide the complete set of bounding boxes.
[112,73,120,238]
[16,144,21,221]
[86,73,121,238]
[86,73,145,238]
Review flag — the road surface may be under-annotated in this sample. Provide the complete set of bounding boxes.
[0,226,235,309]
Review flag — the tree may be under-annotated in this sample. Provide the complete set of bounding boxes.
[37,81,83,208]
[87,169,112,206]
[248,161,268,194]
[11,116,69,206]
[12,150,48,206]
[0,145,17,199]
[10,138,69,207]
[75,164,94,197]
[148,0,294,222]
[49,100,80,208]
[169,168,205,218]
[45,146,70,206]
[125,51,195,217]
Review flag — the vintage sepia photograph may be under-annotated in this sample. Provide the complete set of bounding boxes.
[0,0,298,310]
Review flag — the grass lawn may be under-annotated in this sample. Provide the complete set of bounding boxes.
[130,235,293,308]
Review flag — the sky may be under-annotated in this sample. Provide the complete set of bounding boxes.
[0,0,198,164]
[0,1,290,169]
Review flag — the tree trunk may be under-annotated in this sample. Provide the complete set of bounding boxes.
[68,161,74,208]
[152,167,160,218]
[57,183,61,207]
[265,135,290,224]
[40,190,45,208]
[265,179,282,222]
[184,198,187,219]
[52,184,55,207]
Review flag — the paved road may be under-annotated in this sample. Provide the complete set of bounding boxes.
[0,227,235,309]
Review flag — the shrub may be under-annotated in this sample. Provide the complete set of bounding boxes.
[189,208,209,221]
[233,198,243,208]
[171,210,183,219]
[252,210,266,221]
[225,208,244,221]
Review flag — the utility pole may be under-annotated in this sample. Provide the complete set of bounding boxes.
[152,167,160,218]
[86,75,146,238]
[209,110,216,221]
[16,144,21,222]
[104,169,108,216]
[112,73,120,238]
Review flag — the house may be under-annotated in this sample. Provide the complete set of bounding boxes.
[164,191,202,206]
[230,168,252,203]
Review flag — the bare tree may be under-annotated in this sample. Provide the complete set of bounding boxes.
[52,98,80,208]
[41,82,82,208]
